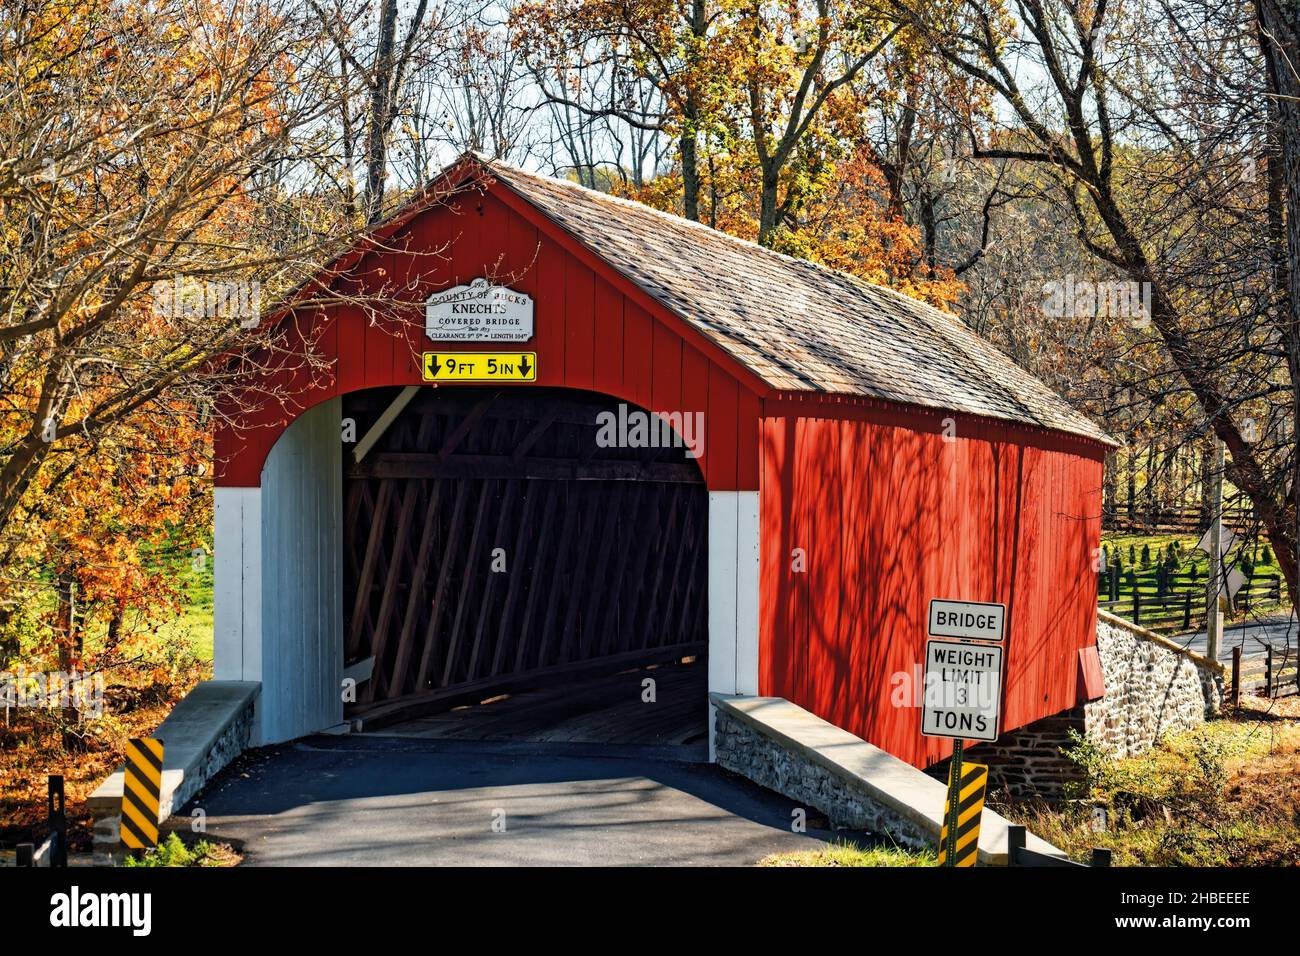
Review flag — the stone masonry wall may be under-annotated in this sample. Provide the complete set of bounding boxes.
[1083,615,1224,758]
[714,708,933,849]
[960,614,1225,799]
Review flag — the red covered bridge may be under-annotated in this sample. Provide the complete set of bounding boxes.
[212,153,1112,767]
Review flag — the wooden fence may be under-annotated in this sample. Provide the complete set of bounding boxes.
[1097,566,1282,633]
[1104,501,1255,535]
[1262,645,1299,698]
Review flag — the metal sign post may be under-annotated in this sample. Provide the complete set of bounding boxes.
[944,739,964,866]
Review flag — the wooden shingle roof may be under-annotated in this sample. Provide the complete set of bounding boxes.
[470,155,1110,445]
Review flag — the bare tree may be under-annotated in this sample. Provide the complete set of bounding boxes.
[310,0,467,222]
[891,0,1299,609]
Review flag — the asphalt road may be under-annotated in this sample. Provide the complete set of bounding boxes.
[185,735,835,866]
[1177,611,1298,675]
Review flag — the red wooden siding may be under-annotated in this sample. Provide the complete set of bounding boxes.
[214,188,765,490]
[758,395,1105,768]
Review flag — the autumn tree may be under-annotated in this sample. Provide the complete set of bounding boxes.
[0,0,364,665]
[513,0,725,213]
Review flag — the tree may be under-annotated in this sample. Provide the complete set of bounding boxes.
[0,0,363,657]
[1256,0,1300,615]
[309,0,467,222]
[893,0,1300,609]
[513,0,722,214]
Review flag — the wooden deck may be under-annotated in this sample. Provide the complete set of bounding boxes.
[362,659,708,747]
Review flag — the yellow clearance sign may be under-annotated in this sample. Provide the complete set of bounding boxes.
[422,352,537,382]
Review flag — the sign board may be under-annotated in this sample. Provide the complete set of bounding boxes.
[927,599,1006,643]
[1195,521,1237,559]
[921,639,1002,742]
[422,352,537,383]
[426,278,534,342]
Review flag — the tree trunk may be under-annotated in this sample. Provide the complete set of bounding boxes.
[681,126,699,221]
[364,0,399,225]
[1199,440,1214,530]
[1103,449,1117,519]
[1126,447,1137,523]
[679,0,706,222]
[1257,0,1300,613]
[757,172,780,246]
[55,570,78,672]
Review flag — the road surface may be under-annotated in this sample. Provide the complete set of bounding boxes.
[185,735,835,866]
[1177,611,1297,678]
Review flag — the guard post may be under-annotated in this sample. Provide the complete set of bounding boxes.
[120,737,165,854]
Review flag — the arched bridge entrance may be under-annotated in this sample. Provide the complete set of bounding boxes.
[341,386,708,741]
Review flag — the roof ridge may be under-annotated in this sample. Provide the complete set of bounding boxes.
[471,152,967,329]
[457,151,1112,447]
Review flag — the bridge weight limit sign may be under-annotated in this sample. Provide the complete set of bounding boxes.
[921,599,1006,867]
[921,640,1002,741]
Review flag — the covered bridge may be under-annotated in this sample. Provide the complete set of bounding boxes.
[212,153,1111,768]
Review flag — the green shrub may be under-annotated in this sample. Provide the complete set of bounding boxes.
[123,832,231,867]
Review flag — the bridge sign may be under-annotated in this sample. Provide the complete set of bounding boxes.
[920,639,1002,742]
[422,352,537,382]
[426,278,534,342]
[928,598,1006,642]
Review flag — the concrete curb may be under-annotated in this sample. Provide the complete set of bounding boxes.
[711,694,1067,866]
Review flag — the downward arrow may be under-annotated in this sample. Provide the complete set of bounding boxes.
[519,354,532,377]
[424,353,443,377]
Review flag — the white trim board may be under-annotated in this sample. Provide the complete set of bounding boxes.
[213,487,262,683]
[707,490,760,759]
[353,385,420,463]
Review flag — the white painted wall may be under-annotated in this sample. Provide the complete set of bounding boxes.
[257,398,344,744]
[213,488,261,683]
[707,490,760,758]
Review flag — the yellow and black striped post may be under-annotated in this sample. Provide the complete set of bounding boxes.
[120,738,164,851]
[937,747,988,867]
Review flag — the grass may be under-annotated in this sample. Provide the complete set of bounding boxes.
[996,695,1300,866]
[1098,530,1289,628]
[759,840,935,867]
[122,832,239,867]
[152,548,214,662]
[1100,530,1281,577]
